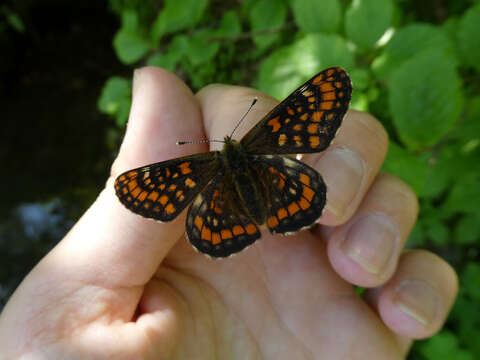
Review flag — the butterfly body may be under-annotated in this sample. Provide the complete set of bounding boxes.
[220,136,267,225]
[115,67,352,258]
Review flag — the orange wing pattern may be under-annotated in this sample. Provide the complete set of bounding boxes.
[186,173,261,258]
[115,153,219,221]
[241,67,352,155]
[249,154,326,234]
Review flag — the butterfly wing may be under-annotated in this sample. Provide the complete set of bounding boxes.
[249,154,326,234]
[114,152,220,221]
[241,67,352,155]
[186,172,261,258]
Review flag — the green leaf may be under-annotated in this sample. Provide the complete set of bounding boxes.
[441,16,459,42]
[249,0,287,50]
[407,221,426,247]
[6,11,25,33]
[444,171,480,215]
[349,68,370,91]
[453,97,480,145]
[372,23,456,81]
[462,263,480,303]
[240,0,258,17]
[451,297,480,358]
[291,0,341,33]
[385,23,455,61]
[389,49,463,150]
[458,3,480,72]
[169,35,191,55]
[424,218,449,245]
[146,52,179,71]
[215,10,242,37]
[113,28,150,64]
[420,331,474,360]
[454,213,480,245]
[350,92,369,112]
[146,34,190,70]
[423,149,456,199]
[345,0,394,49]
[121,9,139,31]
[257,33,355,99]
[97,77,131,126]
[151,0,209,42]
[186,29,220,66]
[149,34,191,71]
[381,142,428,196]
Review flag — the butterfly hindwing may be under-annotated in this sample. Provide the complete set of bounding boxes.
[186,172,261,258]
[249,154,326,234]
[241,67,352,155]
[114,152,220,221]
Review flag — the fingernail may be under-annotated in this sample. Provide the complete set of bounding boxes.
[394,279,439,326]
[341,213,398,275]
[316,147,364,217]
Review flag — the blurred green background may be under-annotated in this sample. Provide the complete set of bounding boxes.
[1,0,479,358]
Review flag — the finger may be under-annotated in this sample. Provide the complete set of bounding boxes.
[46,68,205,289]
[303,110,389,226]
[364,250,458,351]
[324,173,418,287]
[196,84,270,147]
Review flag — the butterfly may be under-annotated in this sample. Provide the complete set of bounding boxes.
[114,67,352,258]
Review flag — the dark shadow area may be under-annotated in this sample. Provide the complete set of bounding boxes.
[0,0,128,308]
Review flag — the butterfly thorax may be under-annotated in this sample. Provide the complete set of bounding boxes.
[221,136,248,171]
[220,136,266,225]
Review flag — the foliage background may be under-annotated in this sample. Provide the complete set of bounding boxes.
[1,0,479,358]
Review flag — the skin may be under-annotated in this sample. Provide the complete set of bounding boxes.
[0,67,458,359]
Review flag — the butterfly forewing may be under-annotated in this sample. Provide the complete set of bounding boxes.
[241,67,352,155]
[114,153,219,221]
[186,172,260,258]
[249,155,326,234]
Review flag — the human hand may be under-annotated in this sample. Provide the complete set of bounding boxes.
[0,67,458,359]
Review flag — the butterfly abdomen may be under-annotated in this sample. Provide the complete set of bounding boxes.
[221,137,266,224]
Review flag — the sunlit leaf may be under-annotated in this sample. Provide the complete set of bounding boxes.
[186,29,220,66]
[151,0,209,42]
[345,0,394,49]
[372,23,456,81]
[249,0,287,50]
[97,77,131,126]
[215,10,242,37]
[146,52,179,71]
[113,28,150,64]
[291,0,341,33]
[389,49,463,150]
[257,33,354,99]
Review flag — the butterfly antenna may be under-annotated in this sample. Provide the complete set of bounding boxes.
[176,139,225,146]
[230,97,258,139]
